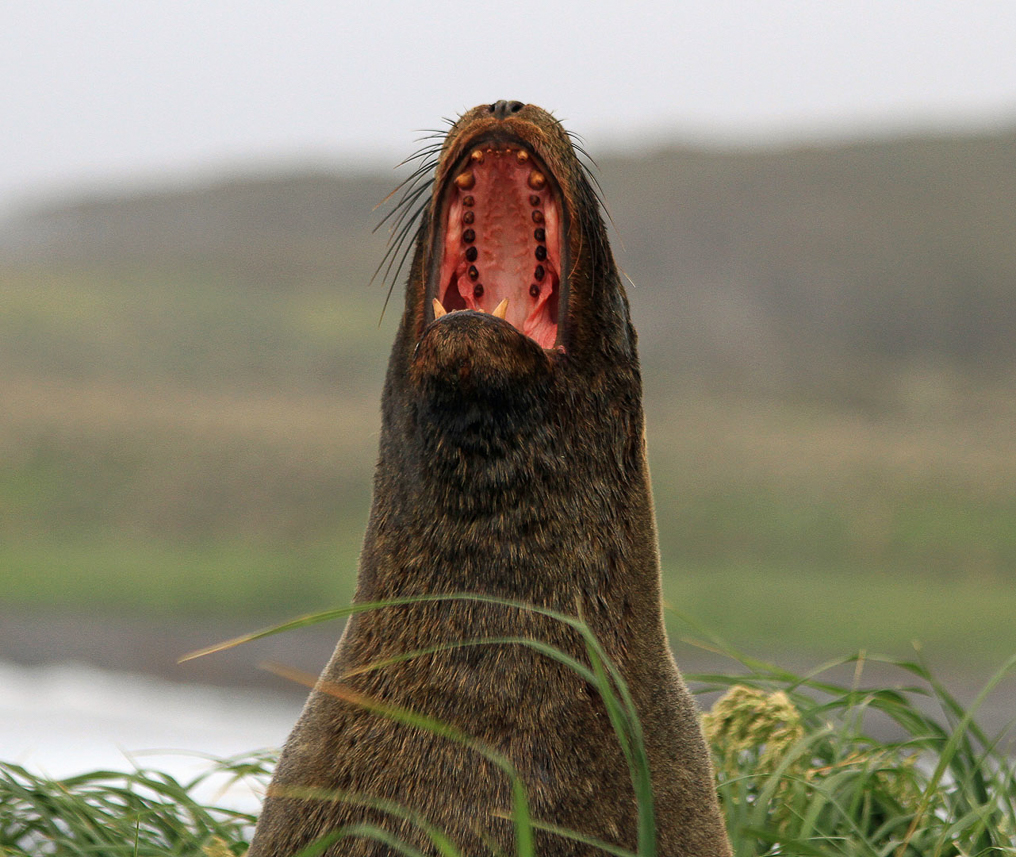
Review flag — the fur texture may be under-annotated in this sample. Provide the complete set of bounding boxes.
[247,102,731,857]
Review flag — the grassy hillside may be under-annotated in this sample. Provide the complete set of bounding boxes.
[1,130,1015,666]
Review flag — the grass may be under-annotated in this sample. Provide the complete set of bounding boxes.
[3,623,1013,856]
[698,647,1016,856]
[0,754,268,856]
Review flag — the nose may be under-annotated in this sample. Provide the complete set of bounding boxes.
[489,100,525,120]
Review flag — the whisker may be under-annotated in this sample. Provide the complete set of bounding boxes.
[374,173,434,231]
[374,155,439,211]
[394,145,443,169]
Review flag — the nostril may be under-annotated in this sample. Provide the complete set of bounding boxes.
[490,100,525,120]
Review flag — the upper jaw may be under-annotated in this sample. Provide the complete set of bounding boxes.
[426,131,568,352]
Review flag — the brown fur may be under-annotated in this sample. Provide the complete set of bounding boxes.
[247,102,732,856]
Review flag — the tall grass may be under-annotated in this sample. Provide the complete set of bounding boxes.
[695,644,1016,855]
[3,602,1013,855]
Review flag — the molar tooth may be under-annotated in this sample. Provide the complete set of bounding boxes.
[528,170,545,190]
[432,298,447,319]
[455,171,475,190]
[492,298,509,319]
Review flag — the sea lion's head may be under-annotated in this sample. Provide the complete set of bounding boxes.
[378,102,641,496]
[384,101,635,393]
[426,101,575,351]
[366,102,648,592]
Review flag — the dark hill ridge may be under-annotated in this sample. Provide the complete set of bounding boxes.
[3,129,1016,381]
[597,132,1016,376]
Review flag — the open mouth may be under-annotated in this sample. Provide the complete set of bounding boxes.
[431,138,564,350]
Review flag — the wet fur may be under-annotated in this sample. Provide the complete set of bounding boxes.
[247,103,731,857]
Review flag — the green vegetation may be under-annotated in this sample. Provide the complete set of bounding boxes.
[700,649,1016,856]
[2,129,1016,667]
[3,642,1013,856]
[0,755,265,856]
[4,360,1013,660]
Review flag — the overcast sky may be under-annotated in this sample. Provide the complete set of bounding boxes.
[4,1,1016,209]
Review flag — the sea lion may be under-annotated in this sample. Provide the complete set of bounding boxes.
[247,101,731,857]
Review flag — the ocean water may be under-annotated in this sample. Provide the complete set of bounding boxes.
[0,659,301,809]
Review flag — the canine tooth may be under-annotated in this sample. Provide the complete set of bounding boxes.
[432,298,447,319]
[492,298,508,319]
[528,170,545,190]
[455,171,475,189]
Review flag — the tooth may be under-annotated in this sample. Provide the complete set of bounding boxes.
[516,150,529,163]
[432,298,447,319]
[470,148,485,164]
[455,171,475,189]
[492,298,508,319]
[528,170,545,190]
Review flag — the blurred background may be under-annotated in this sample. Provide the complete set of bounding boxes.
[2,1,1015,776]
